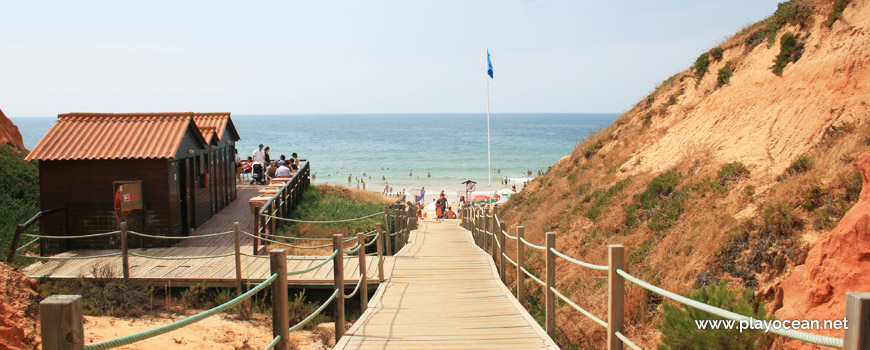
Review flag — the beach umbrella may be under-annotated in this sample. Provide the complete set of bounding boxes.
[472,195,490,202]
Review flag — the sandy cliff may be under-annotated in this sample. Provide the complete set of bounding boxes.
[0,109,25,150]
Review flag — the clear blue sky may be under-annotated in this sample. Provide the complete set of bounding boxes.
[1,1,782,117]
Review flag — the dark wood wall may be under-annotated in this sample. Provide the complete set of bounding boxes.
[38,159,172,253]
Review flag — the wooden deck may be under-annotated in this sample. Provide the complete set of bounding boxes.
[335,220,558,350]
[177,185,260,247]
[23,246,395,288]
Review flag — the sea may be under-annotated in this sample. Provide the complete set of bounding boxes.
[12,113,617,199]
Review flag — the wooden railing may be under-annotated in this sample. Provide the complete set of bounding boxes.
[36,216,417,350]
[6,207,66,263]
[460,205,869,350]
[250,160,311,254]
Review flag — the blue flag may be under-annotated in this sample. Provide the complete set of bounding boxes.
[487,50,494,78]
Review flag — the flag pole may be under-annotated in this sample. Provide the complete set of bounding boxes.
[486,54,492,197]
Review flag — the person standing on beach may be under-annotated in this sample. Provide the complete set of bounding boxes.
[264,146,271,164]
[252,144,265,163]
[409,170,413,176]
[427,172,431,178]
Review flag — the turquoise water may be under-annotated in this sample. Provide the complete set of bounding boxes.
[13,113,617,196]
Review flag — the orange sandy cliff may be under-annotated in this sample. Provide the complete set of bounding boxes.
[0,263,39,350]
[777,151,870,349]
[0,108,25,150]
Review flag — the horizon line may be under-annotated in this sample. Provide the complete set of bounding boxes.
[10,111,622,118]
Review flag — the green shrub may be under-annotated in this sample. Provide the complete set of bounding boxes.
[625,170,685,231]
[181,282,212,309]
[648,191,688,231]
[717,61,734,87]
[0,144,40,265]
[717,162,749,184]
[586,178,631,220]
[771,32,801,76]
[693,53,711,82]
[638,170,682,210]
[582,140,604,159]
[744,185,756,197]
[761,200,802,236]
[710,47,724,61]
[823,0,849,27]
[643,113,653,127]
[786,155,813,175]
[746,1,814,49]
[658,281,772,350]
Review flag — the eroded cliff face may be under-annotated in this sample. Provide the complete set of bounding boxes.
[620,0,870,182]
[0,109,25,150]
[777,151,870,348]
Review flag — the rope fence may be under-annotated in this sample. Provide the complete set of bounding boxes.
[458,205,861,350]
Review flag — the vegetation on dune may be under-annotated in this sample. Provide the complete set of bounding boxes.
[278,185,394,239]
[658,281,772,350]
[823,0,850,27]
[717,61,734,87]
[0,144,39,266]
[746,0,814,49]
[771,32,804,76]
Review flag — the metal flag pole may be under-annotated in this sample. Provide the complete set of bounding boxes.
[486,49,492,196]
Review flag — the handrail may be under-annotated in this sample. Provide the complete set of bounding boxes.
[344,275,364,299]
[129,252,236,260]
[615,331,643,350]
[258,161,309,217]
[264,335,281,350]
[261,211,383,224]
[519,237,545,250]
[23,231,119,239]
[551,287,607,328]
[127,230,233,240]
[520,266,546,287]
[550,247,608,271]
[24,252,123,260]
[288,288,339,332]
[84,273,280,350]
[616,268,844,348]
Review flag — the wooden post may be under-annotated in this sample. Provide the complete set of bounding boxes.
[357,233,369,313]
[516,226,526,308]
[483,211,489,253]
[490,211,498,263]
[7,224,24,263]
[253,204,261,255]
[383,208,392,256]
[844,292,870,350]
[376,223,385,282]
[545,232,556,338]
[40,295,84,350]
[120,222,129,280]
[234,222,243,296]
[498,222,506,284]
[332,234,346,342]
[608,245,625,350]
[270,249,289,350]
[269,202,276,235]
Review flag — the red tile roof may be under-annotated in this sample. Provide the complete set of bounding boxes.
[192,113,240,144]
[25,112,206,161]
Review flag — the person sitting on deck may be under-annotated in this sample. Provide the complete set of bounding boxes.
[291,152,300,166]
[266,162,278,179]
[275,161,292,177]
[445,206,456,219]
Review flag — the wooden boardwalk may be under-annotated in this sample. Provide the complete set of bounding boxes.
[23,246,395,288]
[177,185,260,247]
[335,220,558,350]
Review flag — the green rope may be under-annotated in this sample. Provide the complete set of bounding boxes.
[616,269,844,348]
[364,232,380,246]
[260,211,382,224]
[127,230,233,240]
[343,243,362,255]
[128,252,236,260]
[519,237,545,250]
[550,248,608,271]
[550,287,607,328]
[85,273,279,350]
[288,289,338,332]
[250,231,336,241]
[263,335,281,350]
[343,275,364,299]
[23,252,122,260]
[503,252,518,267]
[615,332,643,350]
[23,231,119,239]
[287,250,338,275]
[520,266,546,287]
[503,230,517,240]
[16,237,39,251]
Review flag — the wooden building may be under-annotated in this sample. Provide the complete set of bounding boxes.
[25,112,240,253]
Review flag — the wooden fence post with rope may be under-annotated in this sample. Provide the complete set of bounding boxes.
[270,249,289,350]
[516,226,525,308]
[357,232,369,313]
[383,207,392,256]
[333,234,346,342]
[608,244,625,350]
[499,222,507,284]
[376,223,385,282]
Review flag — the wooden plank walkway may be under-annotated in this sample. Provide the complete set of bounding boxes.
[23,246,395,288]
[335,220,558,350]
[177,185,260,247]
